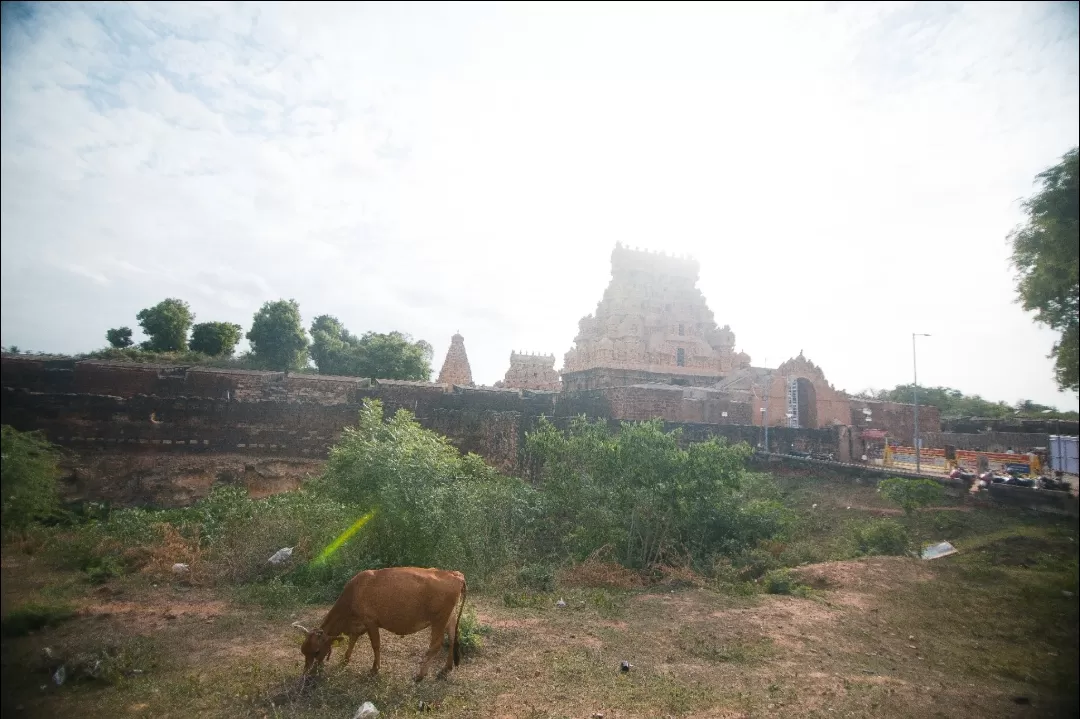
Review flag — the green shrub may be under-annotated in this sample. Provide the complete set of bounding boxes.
[849,519,910,556]
[762,568,809,596]
[320,400,535,581]
[879,477,944,516]
[1,425,63,529]
[518,563,556,592]
[454,606,490,657]
[2,601,77,637]
[525,415,753,568]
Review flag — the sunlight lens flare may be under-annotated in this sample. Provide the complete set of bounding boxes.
[312,511,374,565]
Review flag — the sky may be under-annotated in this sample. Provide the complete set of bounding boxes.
[2,1,1078,409]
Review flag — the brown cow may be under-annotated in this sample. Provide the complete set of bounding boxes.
[292,566,467,682]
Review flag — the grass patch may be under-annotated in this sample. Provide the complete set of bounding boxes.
[676,626,774,664]
[1,601,77,637]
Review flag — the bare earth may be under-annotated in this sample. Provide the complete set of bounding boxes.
[2,550,1075,719]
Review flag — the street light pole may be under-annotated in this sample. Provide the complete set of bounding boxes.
[913,333,931,474]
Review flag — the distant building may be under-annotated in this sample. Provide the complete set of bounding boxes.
[436,332,474,387]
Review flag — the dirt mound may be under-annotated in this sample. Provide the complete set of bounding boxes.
[792,556,931,600]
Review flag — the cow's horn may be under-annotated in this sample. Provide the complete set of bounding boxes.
[291,622,310,634]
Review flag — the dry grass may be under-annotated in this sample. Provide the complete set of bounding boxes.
[3,473,1076,718]
[3,546,1076,719]
[556,546,645,590]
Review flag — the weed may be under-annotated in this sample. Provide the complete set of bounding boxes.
[454,606,490,657]
[849,518,911,556]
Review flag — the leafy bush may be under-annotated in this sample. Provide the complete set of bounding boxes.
[879,477,944,516]
[518,563,556,592]
[525,416,752,568]
[454,606,489,657]
[762,568,809,596]
[1,426,63,529]
[849,519,910,556]
[321,400,535,581]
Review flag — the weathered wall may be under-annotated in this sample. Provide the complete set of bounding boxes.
[848,399,942,443]
[1,356,844,505]
[922,431,1051,453]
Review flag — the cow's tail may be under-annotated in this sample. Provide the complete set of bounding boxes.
[453,576,468,667]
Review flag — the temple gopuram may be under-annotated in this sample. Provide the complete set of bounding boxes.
[561,243,751,392]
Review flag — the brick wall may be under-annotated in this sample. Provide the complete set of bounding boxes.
[1,356,844,480]
[849,399,941,443]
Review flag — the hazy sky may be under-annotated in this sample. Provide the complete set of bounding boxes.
[2,1,1078,408]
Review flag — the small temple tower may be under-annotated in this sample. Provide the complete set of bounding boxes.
[437,332,474,386]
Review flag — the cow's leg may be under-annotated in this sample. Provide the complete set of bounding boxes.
[414,625,446,682]
[367,628,381,676]
[438,615,458,678]
[343,634,360,665]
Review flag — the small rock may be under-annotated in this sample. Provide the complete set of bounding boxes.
[1063,590,1074,598]
[812,503,818,509]
[620,661,632,673]
[908,635,915,641]
[353,701,379,718]
[52,666,66,686]
[555,598,567,608]
[908,645,917,650]
[592,713,604,719]
[268,547,294,566]
[846,506,852,510]
[172,563,190,574]
[43,647,54,660]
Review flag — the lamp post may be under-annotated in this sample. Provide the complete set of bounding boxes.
[912,333,931,474]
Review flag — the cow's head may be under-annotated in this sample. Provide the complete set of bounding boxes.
[293,622,334,675]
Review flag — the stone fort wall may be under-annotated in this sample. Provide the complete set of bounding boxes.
[1,356,843,479]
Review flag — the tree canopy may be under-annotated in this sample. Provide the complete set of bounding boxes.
[105,327,133,349]
[135,298,193,352]
[310,315,432,380]
[189,322,243,357]
[1008,146,1079,393]
[853,385,1078,420]
[246,299,309,371]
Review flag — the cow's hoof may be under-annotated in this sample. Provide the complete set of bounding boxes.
[368,668,379,677]
[412,674,425,683]
[436,670,450,680]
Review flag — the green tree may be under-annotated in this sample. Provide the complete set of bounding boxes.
[348,331,433,381]
[1,426,62,529]
[309,315,355,374]
[135,298,193,352]
[105,327,133,349]
[189,322,243,357]
[1009,147,1079,393]
[246,299,309,371]
[309,315,432,381]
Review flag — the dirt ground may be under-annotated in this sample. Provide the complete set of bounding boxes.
[2,548,1076,719]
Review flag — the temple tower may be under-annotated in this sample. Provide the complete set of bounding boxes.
[437,332,474,386]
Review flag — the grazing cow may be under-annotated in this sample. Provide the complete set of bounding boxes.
[292,566,467,682]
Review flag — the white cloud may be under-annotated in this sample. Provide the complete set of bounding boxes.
[1,1,1077,408]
